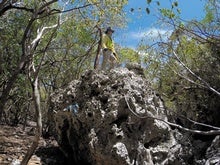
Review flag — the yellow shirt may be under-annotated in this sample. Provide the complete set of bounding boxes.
[102,34,115,53]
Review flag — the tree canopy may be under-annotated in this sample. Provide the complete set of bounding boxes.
[0,0,219,163]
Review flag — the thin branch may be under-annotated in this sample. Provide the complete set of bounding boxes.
[38,0,58,13]
[31,24,58,48]
[160,94,220,131]
[172,50,220,96]
[61,3,95,13]
[166,62,207,89]
[186,116,220,130]
[43,3,95,16]
[125,95,220,135]
[6,5,33,13]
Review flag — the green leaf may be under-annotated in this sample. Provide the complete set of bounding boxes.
[156,1,160,6]
[146,8,150,14]
[177,9,181,14]
[160,8,175,18]
[147,0,152,5]
[174,1,178,7]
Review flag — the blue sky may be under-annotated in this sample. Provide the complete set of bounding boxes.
[114,0,206,49]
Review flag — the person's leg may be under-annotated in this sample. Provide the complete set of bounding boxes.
[101,50,108,70]
[101,50,111,70]
[109,52,117,69]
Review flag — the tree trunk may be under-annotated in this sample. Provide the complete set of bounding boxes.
[94,26,102,69]
[21,76,42,165]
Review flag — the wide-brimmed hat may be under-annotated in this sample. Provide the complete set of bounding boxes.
[105,27,114,33]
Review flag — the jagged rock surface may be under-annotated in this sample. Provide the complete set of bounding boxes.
[205,135,220,164]
[50,67,193,164]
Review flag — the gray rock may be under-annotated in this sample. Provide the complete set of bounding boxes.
[50,67,193,164]
[205,136,220,165]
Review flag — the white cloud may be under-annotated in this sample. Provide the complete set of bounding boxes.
[129,28,172,40]
[115,28,173,49]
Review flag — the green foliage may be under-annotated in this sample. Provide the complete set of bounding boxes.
[160,8,176,19]
[136,0,180,17]
[202,2,214,24]
[119,47,140,64]
[138,0,220,127]
[172,1,178,8]
[147,0,152,5]
[1,0,218,131]
[0,0,128,124]
[130,0,164,15]
[143,32,220,124]
[0,10,29,83]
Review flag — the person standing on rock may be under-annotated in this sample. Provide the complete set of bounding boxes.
[101,27,119,70]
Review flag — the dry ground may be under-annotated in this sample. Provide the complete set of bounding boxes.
[0,124,67,165]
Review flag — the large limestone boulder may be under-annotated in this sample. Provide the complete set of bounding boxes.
[50,66,192,164]
[205,135,220,164]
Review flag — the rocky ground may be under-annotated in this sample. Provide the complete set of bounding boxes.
[0,123,67,165]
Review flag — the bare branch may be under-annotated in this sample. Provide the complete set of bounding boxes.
[0,0,58,16]
[7,5,33,12]
[42,3,95,17]
[125,95,220,135]
[0,0,34,16]
[172,51,220,96]
[31,24,58,48]
[38,0,58,12]
[166,62,207,88]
